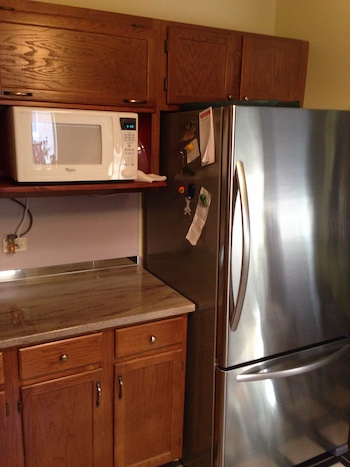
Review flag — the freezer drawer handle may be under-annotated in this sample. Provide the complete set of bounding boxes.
[236,344,350,382]
[230,160,251,331]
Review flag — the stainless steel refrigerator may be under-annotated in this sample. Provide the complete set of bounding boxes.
[144,105,350,466]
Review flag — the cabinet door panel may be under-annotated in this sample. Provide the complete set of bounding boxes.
[0,391,9,466]
[21,370,103,467]
[240,34,308,104]
[166,25,241,104]
[0,22,156,107]
[115,349,185,467]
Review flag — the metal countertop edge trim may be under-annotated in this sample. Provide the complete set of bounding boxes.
[0,257,138,283]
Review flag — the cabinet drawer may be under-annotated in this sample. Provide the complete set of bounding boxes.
[0,352,3,385]
[115,317,184,359]
[19,333,103,381]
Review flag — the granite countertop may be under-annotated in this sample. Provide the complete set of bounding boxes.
[0,258,195,349]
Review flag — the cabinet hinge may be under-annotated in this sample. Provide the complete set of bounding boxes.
[17,400,22,414]
[5,402,10,416]
[164,39,169,53]
[164,78,168,91]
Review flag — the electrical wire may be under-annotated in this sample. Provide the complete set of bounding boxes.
[11,198,33,237]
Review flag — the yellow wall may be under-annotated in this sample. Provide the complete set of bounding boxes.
[35,0,349,110]
[275,0,350,110]
[34,0,276,34]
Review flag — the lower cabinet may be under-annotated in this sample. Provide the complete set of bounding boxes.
[0,352,10,466]
[21,370,104,467]
[0,315,188,467]
[115,350,185,466]
[114,316,187,467]
[18,332,106,467]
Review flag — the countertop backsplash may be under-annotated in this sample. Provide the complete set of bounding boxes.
[0,193,140,271]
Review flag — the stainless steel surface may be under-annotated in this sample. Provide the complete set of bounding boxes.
[146,108,223,467]
[215,338,350,466]
[145,106,350,467]
[229,160,251,332]
[0,257,137,282]
[218,106,350,368]
[235,342,350,382]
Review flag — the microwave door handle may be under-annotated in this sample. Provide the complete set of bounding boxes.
[229,160,251,331]
[236,344,350,382]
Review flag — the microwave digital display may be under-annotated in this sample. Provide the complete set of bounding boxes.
[120,117,137,131]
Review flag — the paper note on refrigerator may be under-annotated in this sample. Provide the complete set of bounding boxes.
[186,187,211,246]
[199,107,215,166]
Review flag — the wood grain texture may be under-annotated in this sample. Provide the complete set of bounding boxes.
[0,1,157,107]
[18,333,103,381]
[21,369,104,467]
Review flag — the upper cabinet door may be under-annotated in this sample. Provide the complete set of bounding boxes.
[240,34,309,105]
[0,5,157,108]
[166,25,242,105]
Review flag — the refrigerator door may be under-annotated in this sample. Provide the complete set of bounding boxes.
[217,106,350,368]
[215,338,350,467]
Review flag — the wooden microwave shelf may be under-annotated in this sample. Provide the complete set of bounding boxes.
[0,177,167,197]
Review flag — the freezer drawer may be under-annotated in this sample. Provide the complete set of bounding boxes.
[214,339,350,467]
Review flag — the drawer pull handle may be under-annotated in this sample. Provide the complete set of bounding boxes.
[96,382,102,407]
[118,376,123,400]
[1,90,33,97]
[60,354,68,362]
[123,99,148,104]
[150,335,157,344]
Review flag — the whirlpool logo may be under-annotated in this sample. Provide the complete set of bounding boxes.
[65,168,77,172]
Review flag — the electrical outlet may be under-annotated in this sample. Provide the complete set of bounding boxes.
[2,237,27,253]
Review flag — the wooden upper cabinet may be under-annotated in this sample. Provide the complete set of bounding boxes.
[240,34,309,105]
[0,1,157,108]
[166,25,242,105]
[164,24,308,107]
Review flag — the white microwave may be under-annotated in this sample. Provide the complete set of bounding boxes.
[1,106,138,182]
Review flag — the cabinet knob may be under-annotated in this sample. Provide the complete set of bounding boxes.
[228,95,235,100]
[60,354,68,362]
[150,335,157,344]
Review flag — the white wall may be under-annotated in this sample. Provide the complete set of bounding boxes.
[0,194,139,270]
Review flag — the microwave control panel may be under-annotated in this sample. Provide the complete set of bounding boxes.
[119,116,138,179]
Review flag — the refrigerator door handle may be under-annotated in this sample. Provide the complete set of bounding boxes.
[236,344,350,382]
[230,160,251,331]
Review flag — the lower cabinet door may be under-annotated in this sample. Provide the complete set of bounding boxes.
[0,391,9,466]
[115,349,185,467]
[21,370,103,467]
